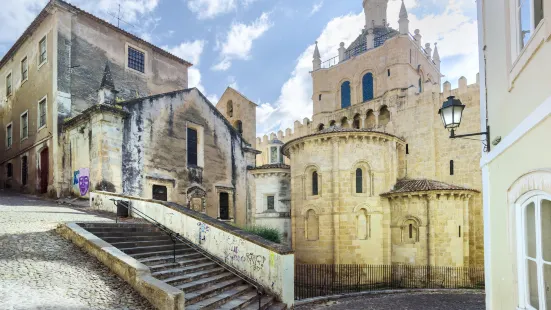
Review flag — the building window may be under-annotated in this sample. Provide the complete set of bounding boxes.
[6,163,13,178]
[267,195,275,210]
[235,120,243,134]
[227,100,233,117]
[21,156,28,186]
[517,195,551,310]
[21,57,28,82]
[409,224,413,238]
[406,144,409,154]
[20,111,28,140]
[38,97,46,129]
[128,46,145,73]
[6,73,12,97]
[340,81,351,108]
[387,69,391,77]
[329,120,336,127]
[187,128,198,166]
[459,226,462,237]
[516,0,544,51]
[319,94,322,101]
[318,124,324,131]
[379,105,390,127]
[362,73,374,102]
[219,192,230,220]
[39,36,47,65]
[312,171,319,196]
[353,114,360,129]
[450,160,454,175]
[152,185,168,201]
[6,124,12,148]
[270,146,278,164]
[418,77,423,93]
[356,168,363,193]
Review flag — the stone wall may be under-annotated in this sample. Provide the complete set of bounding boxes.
[215,87,257,146]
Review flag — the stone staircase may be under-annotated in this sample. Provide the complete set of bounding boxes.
[81,223,286,310]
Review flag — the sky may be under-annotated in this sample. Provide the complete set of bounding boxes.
[0,0,479,137]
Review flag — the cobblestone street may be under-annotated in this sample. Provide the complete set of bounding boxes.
[0,190,152,310]
[296,291,485,310]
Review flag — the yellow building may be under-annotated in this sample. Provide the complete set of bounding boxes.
[250,0,484,267]
[477,0,551,309]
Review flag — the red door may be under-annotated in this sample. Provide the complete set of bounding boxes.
[40,148,49,194]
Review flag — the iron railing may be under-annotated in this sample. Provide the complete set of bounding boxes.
[295,264,485,300]
[110,199,266,309]
[320,55,339,69]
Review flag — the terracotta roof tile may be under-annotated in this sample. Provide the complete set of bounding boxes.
[381,179,479,196]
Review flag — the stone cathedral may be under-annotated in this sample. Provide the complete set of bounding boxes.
[220,0,484,267]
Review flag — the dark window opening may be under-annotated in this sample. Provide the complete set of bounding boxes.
[152,185,168,201]
[318,124,325,131]
[406,144,409,155]
[450,160,454,175]
[312,171,319,196]
[39,98,46,128]
[329,120,336,127]
[319,94,322,101]
[7,163,13,178]
[459,225,462,237]
[128,47,145,73]
[235,120,243,134]
[7,124,12,148]
[387,69,391,77]
[187,128,198,166]
[227,100,233,117]
[219,192,229,220]
[21,156,28,186]
[356,168,363,193]
[267,195,275,210]
[341,81,351,108]
[409,224,413,239]
[21,112,28,139]
[418,77,422,93]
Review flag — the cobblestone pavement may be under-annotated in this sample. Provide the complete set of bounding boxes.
[0,190,153,310]
[296,291,485,310]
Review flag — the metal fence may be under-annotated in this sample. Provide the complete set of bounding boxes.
[295,264,485,300]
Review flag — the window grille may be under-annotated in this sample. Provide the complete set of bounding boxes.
[128,47,145,73]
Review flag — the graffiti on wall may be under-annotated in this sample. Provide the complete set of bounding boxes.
[197,222,210,244]
[73,168,90,196]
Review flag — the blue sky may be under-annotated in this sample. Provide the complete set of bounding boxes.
[1,0,479,136]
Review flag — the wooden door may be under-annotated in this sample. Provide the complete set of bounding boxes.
[219,193,229,220]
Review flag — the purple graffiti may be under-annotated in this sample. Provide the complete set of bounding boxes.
[77,168,90,196]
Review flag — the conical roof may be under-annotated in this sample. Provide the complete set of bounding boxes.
[100,62,116,90]
[399,0,408,19]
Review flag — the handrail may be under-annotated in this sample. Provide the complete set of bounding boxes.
[110,199,266,309]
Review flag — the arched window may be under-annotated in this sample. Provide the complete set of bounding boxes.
[341,81,351,108]
[402,219,419,243]
[362,73,374,102]
[353,114,360,129]
[341,117,349,128]
[227,100,233,117]
[318,124,325,131]
[379,106,390,127]
[365,110,376,128]
[329,120,336,127]
[312,171,319,196]
[235,120,243,134]
[409,224,413,238]
[356,168,363,193]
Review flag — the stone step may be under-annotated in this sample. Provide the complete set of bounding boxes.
[89,231,163,238]
[149,257,211,272]
[265,302,287,310]
[219,291,271,310]
[79,223,153,229]
[139,252,203,265]
[85,227,161,234]
[175,272,237,292]
[241,296,278,310]
[184,278,245,305]
[110,239,176,248]
[102,235,172,243]
[120,244,189,255]
[129,247,195,259]
[153,262,218,279]
[164,268,227,287]
[184,285,253,310]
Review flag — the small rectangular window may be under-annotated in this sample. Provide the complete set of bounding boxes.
[39,36,47,65]
[267,195,275,210]
[128,46,145,73]
[459,225,462,237]
[319,94,322,101]
[38,98,47,129]
[515,0,544,52]
[6,73,12,96]
[21,57,28,81]
[406,144,409,155]
[450,160,454,175]
[187,128,198,166]
[20,112,28,140]
[387,69,390,77]
[152,185,168,201]
[6,124,12,148]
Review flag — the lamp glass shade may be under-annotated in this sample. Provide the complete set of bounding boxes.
[438,96,465,129]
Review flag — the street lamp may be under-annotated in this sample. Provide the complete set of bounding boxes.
[438,96,491,152]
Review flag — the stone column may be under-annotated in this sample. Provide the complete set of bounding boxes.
[373,111,380,128]
[331,137,340,264]
[426,194,437,266]
[338,42,346,62]
[366,28,375,49]
[360,114,366,128]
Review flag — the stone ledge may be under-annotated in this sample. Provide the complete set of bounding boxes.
[56,222,185,310]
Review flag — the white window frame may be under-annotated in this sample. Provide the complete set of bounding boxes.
[125,42,147,75]
[265,193,277,212]
[5,122,13,149]
[21,56,28,84]
[508,0,547,87]
[516,191,551,310]
[20,110,28,141]
[38,35,47,69]
[186,122,204,168]
[5,71,12,97]
[37,96,47,131]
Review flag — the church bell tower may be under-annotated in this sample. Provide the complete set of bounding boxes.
[363,0,389,28]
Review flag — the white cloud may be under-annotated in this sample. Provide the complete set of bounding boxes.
[257,0,479,136]
[228,76,239,90]
[187,0,257,20]
[309,1,323,16]
[212,12,272,71]
[0,0,48,43]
